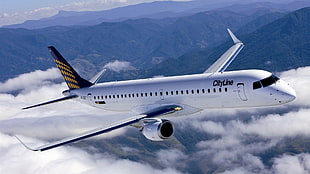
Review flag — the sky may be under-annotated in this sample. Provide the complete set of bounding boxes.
[0,0,189,26]
[0,0,299,27]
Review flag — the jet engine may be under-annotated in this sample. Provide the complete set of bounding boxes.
[141,119,174,141]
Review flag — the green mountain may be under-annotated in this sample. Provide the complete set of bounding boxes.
[0,8,286,82]
[145,7,310,78]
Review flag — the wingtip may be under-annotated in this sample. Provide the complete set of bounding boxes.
[14,135,40,152]
[227,28,242,44]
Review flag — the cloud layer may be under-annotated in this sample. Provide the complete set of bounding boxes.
[1,66,310,173]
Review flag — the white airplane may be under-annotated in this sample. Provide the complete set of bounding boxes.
[17,29,296,151]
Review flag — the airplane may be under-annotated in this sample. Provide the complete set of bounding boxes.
[16,29,296,151]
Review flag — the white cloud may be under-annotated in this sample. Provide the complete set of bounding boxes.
[156,149,188,169]
[280,66,310,107]
[0,68,61,93]
[0,133,181,174]
[272,154,310,174]
[103,60,135,72]
[1,66,310,173]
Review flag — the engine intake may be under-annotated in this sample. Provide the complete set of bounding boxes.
[141,119,174,141]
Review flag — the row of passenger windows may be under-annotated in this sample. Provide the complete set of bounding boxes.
[90,87,228,100]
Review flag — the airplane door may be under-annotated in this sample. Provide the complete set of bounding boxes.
[237,83,248,101]
[87,93,94,105]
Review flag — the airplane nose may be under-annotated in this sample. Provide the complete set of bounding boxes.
[278,84,296,104]
[284,88,296,102]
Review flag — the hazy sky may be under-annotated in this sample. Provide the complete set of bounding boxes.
[0,0,189,26]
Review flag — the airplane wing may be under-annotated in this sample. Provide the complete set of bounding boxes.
[16,105,182,151]
[204,29,244,73]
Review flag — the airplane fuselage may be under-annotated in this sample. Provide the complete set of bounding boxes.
[18,29,298,151]
[71,69,296,115]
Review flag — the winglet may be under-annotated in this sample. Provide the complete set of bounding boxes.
[227,28,242,44]
[204,29,244,73]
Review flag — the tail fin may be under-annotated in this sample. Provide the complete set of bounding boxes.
[48,46,93,89]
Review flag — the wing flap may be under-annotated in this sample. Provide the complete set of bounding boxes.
[16,105,182,151]
[204,29,244,74]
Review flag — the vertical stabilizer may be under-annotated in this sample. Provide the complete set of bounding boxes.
[48,46,93,89]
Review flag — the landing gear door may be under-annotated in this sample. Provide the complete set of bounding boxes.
[237,83,248,101]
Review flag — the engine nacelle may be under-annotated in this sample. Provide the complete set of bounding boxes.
[141,119,174,141]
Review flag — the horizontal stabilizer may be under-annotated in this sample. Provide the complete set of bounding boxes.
[22,95,78,110]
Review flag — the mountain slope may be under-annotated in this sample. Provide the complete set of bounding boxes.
[0,9,283,81]
[2,0,235,29]
[146,7,310,78]
[4,1,309,29]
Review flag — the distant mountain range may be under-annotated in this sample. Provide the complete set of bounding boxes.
[0,2,309,83]
[3,1,309,29]
[0,4,294,81]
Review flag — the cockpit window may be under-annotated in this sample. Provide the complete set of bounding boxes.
[253,74,280,90]
[253,81,262,89]
[261,75,279,87]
